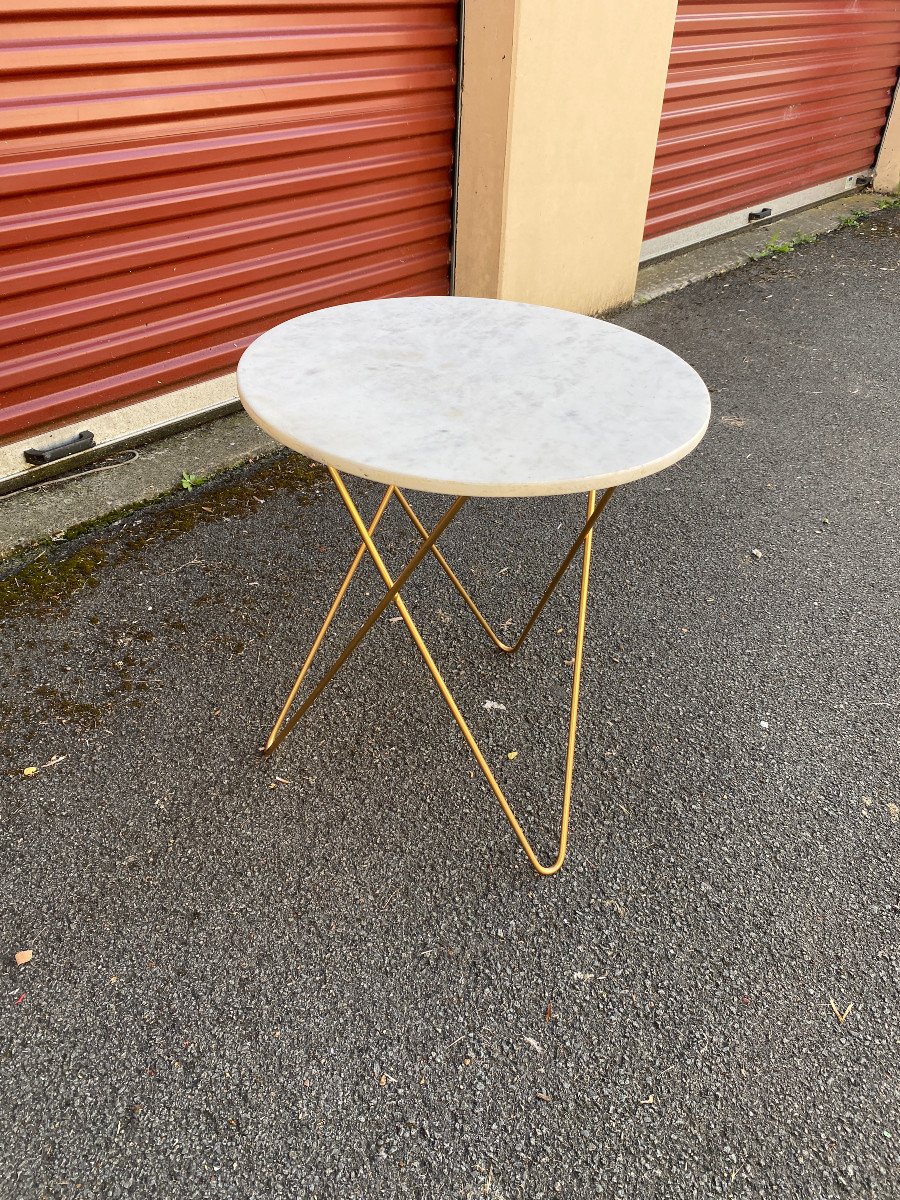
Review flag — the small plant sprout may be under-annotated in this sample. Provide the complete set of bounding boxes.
[766,234,794,254]
[753,230,819,260]
[181,471,204,491]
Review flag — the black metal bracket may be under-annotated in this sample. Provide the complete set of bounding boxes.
[23,431,95,466]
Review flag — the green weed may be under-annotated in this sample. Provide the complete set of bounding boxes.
[180,471,205,491]
[752,230,818,260]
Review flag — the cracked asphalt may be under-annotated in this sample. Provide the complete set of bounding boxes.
[1,207,898,1199]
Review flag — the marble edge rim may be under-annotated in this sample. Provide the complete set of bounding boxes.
[238,387,711,498]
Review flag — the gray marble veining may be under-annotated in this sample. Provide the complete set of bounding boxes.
[237,297,710,496]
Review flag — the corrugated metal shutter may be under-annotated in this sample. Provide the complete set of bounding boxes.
[0,0,458,440]
[645,1,900,243]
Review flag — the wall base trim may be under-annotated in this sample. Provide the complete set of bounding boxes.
[640,174,860,263]
[0,373,238,493]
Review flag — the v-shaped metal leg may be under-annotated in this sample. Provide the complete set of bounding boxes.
[391,485,614,653]
[263,481,396,752]
[262,467,615,876]
[263,480,467,752]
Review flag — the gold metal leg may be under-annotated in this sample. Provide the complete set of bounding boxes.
[392,485,614,652]
[264,469,614,877]
[263,482,396,751]
[263,476,467,751]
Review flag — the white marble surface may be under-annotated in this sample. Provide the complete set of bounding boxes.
[237,297,710,497]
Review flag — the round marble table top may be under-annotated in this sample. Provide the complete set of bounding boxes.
[237,296,710,497]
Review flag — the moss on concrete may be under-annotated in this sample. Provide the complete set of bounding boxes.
[0,451,323,623]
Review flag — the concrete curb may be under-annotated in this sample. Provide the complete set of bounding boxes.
[0,412,279,564]
[634,191,893,304]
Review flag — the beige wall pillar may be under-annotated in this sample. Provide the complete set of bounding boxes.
[873,88,900,194]
[454,0,678,315]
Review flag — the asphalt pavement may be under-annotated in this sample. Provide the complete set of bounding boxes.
[1,207,898,1199]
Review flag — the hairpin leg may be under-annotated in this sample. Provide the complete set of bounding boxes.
[262,472,612,876]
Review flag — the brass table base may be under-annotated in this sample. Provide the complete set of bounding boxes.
[263,467,615,876]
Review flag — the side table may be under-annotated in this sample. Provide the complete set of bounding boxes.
[237,297,709,875]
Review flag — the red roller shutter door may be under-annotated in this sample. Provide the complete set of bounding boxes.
[645,1,900,247]
[0,1,458,440]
